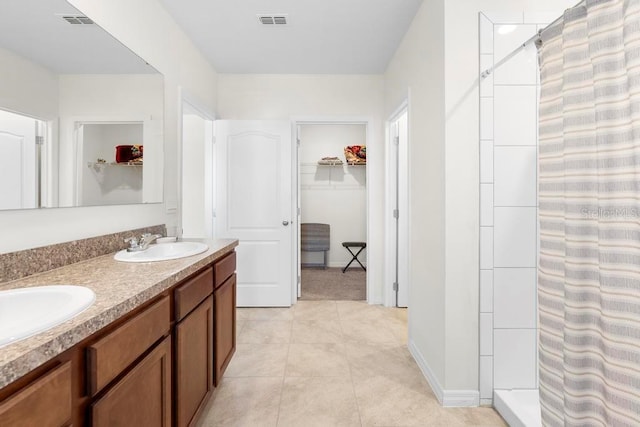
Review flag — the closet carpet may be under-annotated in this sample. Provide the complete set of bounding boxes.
[300,267,365,301]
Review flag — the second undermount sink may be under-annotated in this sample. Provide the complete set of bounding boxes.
[0,285,96,348]
[114,241,209,263]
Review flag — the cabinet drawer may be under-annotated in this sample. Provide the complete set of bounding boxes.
[91,336,171,427]
[175,267,213,322]
[214,251,236,289]
[88,296,170,396]
[0,361,72,427]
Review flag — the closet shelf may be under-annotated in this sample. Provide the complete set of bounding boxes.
[87,161,143,168]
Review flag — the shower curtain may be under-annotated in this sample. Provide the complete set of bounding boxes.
[537,0,640,425]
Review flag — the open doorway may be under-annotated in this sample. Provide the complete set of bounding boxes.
[297,122,368,301]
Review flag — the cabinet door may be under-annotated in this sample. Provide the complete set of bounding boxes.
[214,274,236,384]
[0,362,72,427]
[91,336,171,427]
[176,297,213,427]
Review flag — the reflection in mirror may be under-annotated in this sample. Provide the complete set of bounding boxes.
[0,0,164,210]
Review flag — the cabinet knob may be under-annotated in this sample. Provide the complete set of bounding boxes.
[282,221,289,226]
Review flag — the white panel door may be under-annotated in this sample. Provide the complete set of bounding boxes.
[215,120,293,307]
[0,112,37,210]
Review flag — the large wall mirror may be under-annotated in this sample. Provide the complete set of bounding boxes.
[0,0,164,210]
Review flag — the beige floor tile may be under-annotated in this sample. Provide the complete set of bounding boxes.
[236,320,246,338]
[385,317,409,344]
[238,320,292,344]
[291,319,344,343]
[336,300,387,322]
[236,308,251,321]
[429,407,484,427]
[225,343,289,377]
[245,307,295,321]
[340,319,398,343]
[285,343,350,377]
[196,377,282,427]
[353,375,440,426]
[277,377,361,427]
[293,300,339,321]
[460,407,508,426]
[346,342,428,386]
[380,307,408,323]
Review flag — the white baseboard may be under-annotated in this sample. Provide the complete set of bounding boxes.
[408,340,480,408]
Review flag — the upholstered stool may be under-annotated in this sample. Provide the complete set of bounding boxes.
[341,242,366,273]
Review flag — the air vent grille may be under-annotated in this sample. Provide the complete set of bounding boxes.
[61,15,94,25]
[257,14,288,25]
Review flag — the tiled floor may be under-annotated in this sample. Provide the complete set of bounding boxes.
[197,300,507,427]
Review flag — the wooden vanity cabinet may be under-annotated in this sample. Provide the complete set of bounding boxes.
[0,248,237,427]
[174,268,214,427]
[91,337,171,427]
[88,295,171,426]
[214,273,236,384]
[0,361,72,427]
[213,251,237,385]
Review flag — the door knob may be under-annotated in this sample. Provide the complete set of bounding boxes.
[282,221,289,226]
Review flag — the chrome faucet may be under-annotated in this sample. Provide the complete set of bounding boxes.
[124,233,162,252]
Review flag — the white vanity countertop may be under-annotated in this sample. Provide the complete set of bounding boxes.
[0,238,238,389]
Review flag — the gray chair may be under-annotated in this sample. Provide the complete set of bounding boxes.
[301,223,330,269]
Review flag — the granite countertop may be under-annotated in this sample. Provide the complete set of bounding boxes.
[0,238,238,389]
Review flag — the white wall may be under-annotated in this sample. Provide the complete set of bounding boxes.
[299,124,367,268]
[181,113,207,238]
[384,0,578,402]
[0,46,59,120]
[217,74,385,302]
[0,0,218,254]
[384,0,448,398]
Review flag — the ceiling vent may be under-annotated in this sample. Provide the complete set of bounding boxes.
[60,15,94,25]
[257,14,288,25]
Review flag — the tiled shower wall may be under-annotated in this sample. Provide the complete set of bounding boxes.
[479,13,545,406]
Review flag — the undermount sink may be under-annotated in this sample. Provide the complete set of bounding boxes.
[114,241,209,263]
[0,285,96,348]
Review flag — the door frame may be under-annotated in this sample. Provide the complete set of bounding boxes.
[70,116,147,206]
[385,100,410,307]
[292,116,373,304]
[178,87,216,238]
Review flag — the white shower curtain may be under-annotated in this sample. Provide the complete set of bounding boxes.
[537,0,640,426]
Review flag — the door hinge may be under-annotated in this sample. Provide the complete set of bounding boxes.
[298,275,301,285]
[393,209,399,219]
[35,136,44,145]
[393,282,398,291]
[297,207,301,216]
[212,135,216,144]
[212,209,216,218]
[296,138,301,146]
[394,136,400,145]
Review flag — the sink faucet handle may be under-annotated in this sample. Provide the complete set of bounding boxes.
[124,236,140,250]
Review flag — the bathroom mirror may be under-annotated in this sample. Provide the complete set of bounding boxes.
[0,0,164,210]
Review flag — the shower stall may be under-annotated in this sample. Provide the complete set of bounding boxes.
[480,1,640,426]
[478,12,546,427]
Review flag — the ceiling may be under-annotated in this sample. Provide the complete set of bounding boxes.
[0,0,155,74]
[160,0,424,74]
